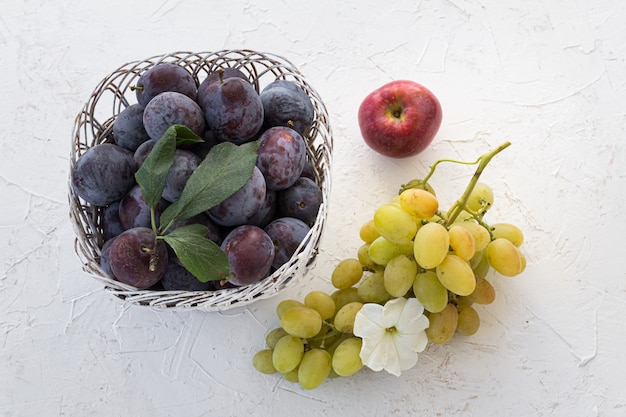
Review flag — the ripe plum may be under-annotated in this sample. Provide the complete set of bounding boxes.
[277,177,322,225]
[261,80,315,136]
[108,227,168,289]
[71,143,136,206]
[143,91,206,141]
[113,104,150,151]
[248,189,277,228]
[221,225,275,286]
[133,139,157,168]
[208,166,266,227]
[264,217,310,269]
[102,201,124,241]
[256,126,306,190]
[163,149,201,202]
[197,67,249,112]
[161,258,213,291]
[135,63,197,107]
[119,185,169,230]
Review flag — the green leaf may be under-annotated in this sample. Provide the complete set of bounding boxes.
[162,224,230,282]
[173,124,205,147]
[160,140,259,227]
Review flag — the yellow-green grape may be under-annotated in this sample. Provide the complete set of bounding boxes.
[298,348,332,390]
[519,250,527,273]
[357,243,382,270]
[466,181,494,213]
[369,236,413,266]
[455,296,473,308]
[272,335,304,373]
[330,287,361,312]
[436,254,476,296]
[331,337,364,377]
[467,276,496,305]
[448,224,476,261]
[453,209,475,223]
[265,327,288,349]
[306,325,332,349]
[331,258,364,289]
[333,302,363,333]
[472,250,491,278]
[383,255,418,297]
[413,222,450,269]
[457,221,491,252]
[281,307,323,338]
[399,188,439,219]
[283,367,299,382]
[276,299,304,319]
[456,305,480,336]
[357,271,392,304]
[426,303,459,344]
[485,238,524,277]
[359,219,380,243]
[491,223,524,247]
[373,204,418,245]
[253,349,277,374]
[304,291,336,321]
[413,271,449,313]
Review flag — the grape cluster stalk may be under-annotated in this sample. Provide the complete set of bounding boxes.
[253,142,527,388]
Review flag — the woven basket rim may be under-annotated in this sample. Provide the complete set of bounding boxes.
[69,49,333,312]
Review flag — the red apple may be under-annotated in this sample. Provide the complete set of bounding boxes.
[358,80,442,158]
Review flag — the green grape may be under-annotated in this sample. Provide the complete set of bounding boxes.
[283,367,299,382]
[359,219,380,243]
[399,188,439,219]
[413,271,449,313]
[455,295,473,308]
[298,348,332,390]
[383,255,418,297]
[485,238,524,277]
[426,304,459,344]
[491,223,524,247]
[265,327,288,349]
[466,181,494,213]
[281,307,323,338]
[413,222,449,269]
[304,291,336,320]
[436,254,476,296]
[253,349,277,374]
[330,287,361,312]
[448,224,476,261]
[276,299,304,319]
[456,305,480,336]
[467,276,496,305]
[333,302,363,333]
[272,335,304,373]
[471,249,491,277]
[331,337,363,377]
[373,203,418,245]
[457,221,491,252]
[331,258,364,289]
[369,236,413,266]
[357,271,392,304]
[357,243,382,270]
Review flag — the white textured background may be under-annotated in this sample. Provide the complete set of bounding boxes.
[1,1,625,416]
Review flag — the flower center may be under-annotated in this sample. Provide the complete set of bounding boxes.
[386,326,398,334]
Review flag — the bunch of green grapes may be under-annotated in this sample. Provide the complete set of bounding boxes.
[252,288,366,390]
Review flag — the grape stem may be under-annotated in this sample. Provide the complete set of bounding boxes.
[444,142,511,226]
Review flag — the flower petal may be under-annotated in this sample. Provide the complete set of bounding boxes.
[379,297,408,328]
[395,298,428,334]
[361,332,400,375]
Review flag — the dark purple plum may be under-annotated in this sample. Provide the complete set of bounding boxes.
[197,67,249,112]
[118,185,169,230]
[264,217,310,269]
[99,237,117,278]
[256,126,306,191]
[261,80,315,136]
[277,177,322,225]
[300,159,316,181]
[133,139,158,168]
[202,77,264,144]
[248,189,277,228]
[143,91,206,141]
[108,227,168,289]
[162,149,201,202]
[135,63,197,108]
[102,201,124,241]
[71,143,136,206]
[113,104,150,152]
[208,166,266,227]
[161,258,213,291]
[221,225,275,286]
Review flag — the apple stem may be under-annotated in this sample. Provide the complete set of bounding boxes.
[444,141,511,226]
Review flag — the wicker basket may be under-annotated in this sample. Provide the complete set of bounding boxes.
[69,50,333,312]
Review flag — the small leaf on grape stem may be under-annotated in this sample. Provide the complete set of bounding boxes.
[159,140,259,227]
[135,125,203,210]
[162,224,229,282]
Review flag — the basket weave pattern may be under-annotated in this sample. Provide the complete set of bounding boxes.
[69,50,333,311]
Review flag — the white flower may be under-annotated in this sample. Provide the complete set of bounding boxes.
[353,297,429,376]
